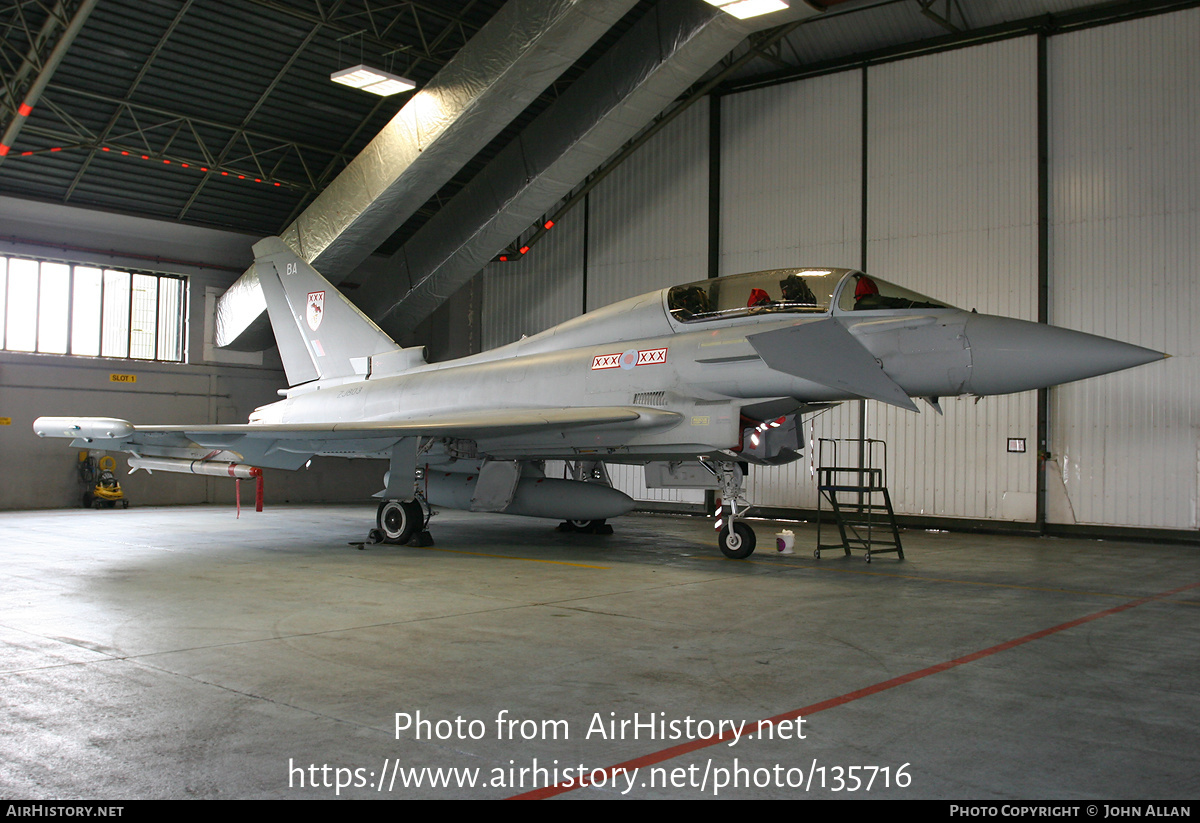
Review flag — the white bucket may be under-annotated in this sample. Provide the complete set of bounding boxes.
[776,530,795,554]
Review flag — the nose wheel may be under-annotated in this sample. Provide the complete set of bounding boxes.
[718,521,756,559]
[712,461,756,559]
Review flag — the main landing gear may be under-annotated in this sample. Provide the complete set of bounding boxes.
[370,497,433,546]
[713,461,756,559]
[557,518,613,535]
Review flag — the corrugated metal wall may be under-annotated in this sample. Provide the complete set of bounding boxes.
[477,10,1198,532]
[717,40,1040,520]
[586,104,710,310]
[481,105,710,505]
[1047,9,1200,529]
[720,69,863,274]
[720,70,863,509]
[480,207,585,350]
[864,37,1040,521]
[587,104,709,504]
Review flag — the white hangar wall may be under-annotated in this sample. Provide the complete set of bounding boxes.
[586,103,709,504]
[1047,10,1200,530]
[862,38,1040,523]
[720,69,863,510]
[584,103,710,312]
[480,206,586,352]
[487,7,1197,533]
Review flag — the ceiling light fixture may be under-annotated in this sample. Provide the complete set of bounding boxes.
[330,64,416,96]
[702,0,789,20]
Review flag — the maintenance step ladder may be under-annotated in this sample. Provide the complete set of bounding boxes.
[815,439,904,563]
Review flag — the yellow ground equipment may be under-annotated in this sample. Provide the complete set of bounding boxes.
[78,452,128,509]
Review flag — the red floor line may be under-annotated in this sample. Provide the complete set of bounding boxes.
[508,579,1200,800]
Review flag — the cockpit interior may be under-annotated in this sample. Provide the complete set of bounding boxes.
[666,268,953,323]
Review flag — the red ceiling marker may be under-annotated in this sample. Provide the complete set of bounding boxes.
[0,144,10,156]
[101,146,109,152]
[181,163,188,168]
[17,103,32,117]
[544,220,554,229]
[141,154,149,159]
[121,151,129,155]
[519,245,529,254]
[220,171,228,175]
[163,159,170,164]
[499,255,508,262]
[50,146,61,151]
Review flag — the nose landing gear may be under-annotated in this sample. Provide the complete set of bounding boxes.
[718,521,756,559]
[712,461,756,559]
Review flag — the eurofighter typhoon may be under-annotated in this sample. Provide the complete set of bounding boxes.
[34,237,1164,558]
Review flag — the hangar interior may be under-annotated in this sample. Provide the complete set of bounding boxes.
[0,0,1197,800]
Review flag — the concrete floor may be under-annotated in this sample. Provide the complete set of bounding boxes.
[0,503,1196,800]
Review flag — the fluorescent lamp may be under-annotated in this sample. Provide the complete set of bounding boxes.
[331,65,386,88]
[330,64,416,96]
[362,77,416,96]
[703,0,789,20]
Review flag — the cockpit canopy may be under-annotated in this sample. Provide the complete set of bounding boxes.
[666,268,953,323]
[667,268,848,323]
[838,273,954,312]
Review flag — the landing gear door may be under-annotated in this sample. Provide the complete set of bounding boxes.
[645,461,733,490]
[470,460,522,512]
[383,438,417,500]
[741,414,801,465]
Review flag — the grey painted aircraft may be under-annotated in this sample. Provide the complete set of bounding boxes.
[35,237,1164,558]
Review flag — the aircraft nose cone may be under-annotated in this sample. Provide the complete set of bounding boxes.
[965,314,1165,395]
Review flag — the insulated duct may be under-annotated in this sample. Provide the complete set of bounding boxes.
[353,0,822,342]
[215,0,638,354]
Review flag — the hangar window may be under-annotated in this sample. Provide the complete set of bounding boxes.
[0,255,186,362]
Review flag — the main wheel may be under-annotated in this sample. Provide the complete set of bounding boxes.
[569,518,607,532]
[718,522,756,559]
[377,499,423,544]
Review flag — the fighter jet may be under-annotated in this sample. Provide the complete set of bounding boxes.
[34,237,1164,558]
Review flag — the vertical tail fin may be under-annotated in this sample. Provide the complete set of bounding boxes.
[252,236,401,386]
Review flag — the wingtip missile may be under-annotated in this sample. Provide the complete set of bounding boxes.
[33,417,134,441]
